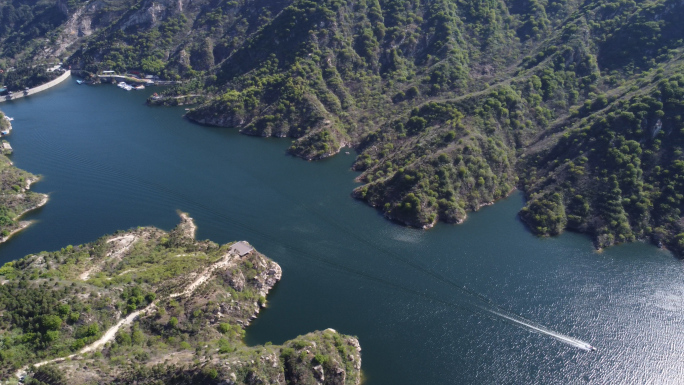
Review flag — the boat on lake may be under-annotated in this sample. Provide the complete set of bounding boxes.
[117,82,133,91]
[76,79,84,85]
[133,84,145,90]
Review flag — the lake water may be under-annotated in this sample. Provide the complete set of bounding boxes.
[1,80,684,384]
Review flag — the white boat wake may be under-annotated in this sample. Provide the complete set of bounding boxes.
[489,309,595,351]
[46,153,596,352]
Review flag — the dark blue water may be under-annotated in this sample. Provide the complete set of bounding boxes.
[1,80,684,384]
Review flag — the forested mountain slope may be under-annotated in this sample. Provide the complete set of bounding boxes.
[2,0,683,254]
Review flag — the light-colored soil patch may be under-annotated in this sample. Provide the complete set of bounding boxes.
[170,251,237,298]
[80,234,138,280]
[15,353,78,379]
[81,303,156,354]
[14,217,265,381]
[15,304,156,379]
[106,234,138,260]
[178,212,196,239]
[17,245,239,379]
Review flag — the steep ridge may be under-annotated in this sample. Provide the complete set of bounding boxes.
[0,0,683,253]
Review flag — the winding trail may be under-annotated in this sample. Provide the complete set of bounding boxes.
[170,250,237,298]
[13,304,157,379]
[81,303,156,354]
[79,234,138,280]
[15,231,243,380]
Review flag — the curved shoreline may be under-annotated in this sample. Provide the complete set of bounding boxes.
[0,70,71,103]
[0,189,49,244]
[14,217,286,381]
[0,221,33,243]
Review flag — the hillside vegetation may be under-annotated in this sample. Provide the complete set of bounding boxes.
[1,0,683,253]
[0,216,362,384]
[0,123,47,241]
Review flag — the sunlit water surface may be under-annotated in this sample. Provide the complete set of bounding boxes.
[1,81,683,384]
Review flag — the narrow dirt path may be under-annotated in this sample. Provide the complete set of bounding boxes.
[80,303,156,354]
[16,243,240,379]
[170,251,236,298]
[79,234,138,280]
[14,304,156,379]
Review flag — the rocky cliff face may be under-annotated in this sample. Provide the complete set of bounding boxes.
[119,0,186,30]
[43,0,138,59]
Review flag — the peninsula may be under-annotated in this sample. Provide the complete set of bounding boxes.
[0,214,362,384]
[0,113,48,243]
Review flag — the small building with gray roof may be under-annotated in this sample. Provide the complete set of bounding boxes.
[230,241,254,256]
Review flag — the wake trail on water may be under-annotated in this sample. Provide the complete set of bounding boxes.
[242,172,597,351]
[252,173,598,351]
[47,143,595,351]
[485,308,594,351]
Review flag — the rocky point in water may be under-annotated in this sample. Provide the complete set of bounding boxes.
[0,214,362,385]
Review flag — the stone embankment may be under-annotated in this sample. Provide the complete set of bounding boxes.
[0,70,71,103]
